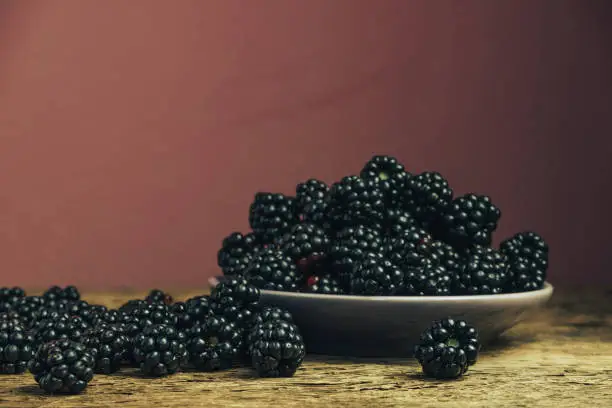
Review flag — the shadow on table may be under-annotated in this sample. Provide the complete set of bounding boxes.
[480,332,538,355]
[12,385,56,397]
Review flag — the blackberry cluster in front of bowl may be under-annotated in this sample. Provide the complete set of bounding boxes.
[217,155,549,296]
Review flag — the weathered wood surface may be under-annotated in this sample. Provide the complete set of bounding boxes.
[1,287,611,408]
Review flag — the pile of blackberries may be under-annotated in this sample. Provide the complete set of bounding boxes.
[0,282,306,394]
[219,155,550,296]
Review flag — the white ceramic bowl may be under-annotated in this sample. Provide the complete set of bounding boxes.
[209,276,554,357]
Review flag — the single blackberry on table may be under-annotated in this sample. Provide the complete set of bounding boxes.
[330,225,384,289]
[29,339,95,394]
[132,323,188,377]
[295,179,330,227]
[210,277,261,329]
[244,248,303,292]
[172,295,212,330]
[249,192,299,243]
[500,231,549,292]
[145,289,174,305]
[440,193,501,248]
[326,175,386,230]
[34,314,90,346]
[0,287,26,312]
[248,319,306,378]
[303,274,344,295]
[404,171,453,230]
[360,155,410,210]
[0,320,35,374]
[414,318,480,379]
[43,285,80,302]
[350,254,403,295]
[83,324,129,374]
[187,315,242,371]
[218,232,262,277]
[454,246,511,295]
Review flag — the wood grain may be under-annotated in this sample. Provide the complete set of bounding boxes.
[1,288,611,408]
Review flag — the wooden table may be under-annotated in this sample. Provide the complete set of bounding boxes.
[1,287,611,408]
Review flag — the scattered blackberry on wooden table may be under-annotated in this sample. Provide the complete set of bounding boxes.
[295,179,329,227]
[500,231,549,292]
[12,296,46,327]
[454,246,511,295]
[350,254,404,296]
[249,192,299,243]
[248,319,306,378]
[440,193,501,248]
[145,289,173,305]
[404,171,453,230]
[29,339,95,394]
[43,285,80,302]
[326,175,385,230]
[127,302,177,329]
[210,277,261,329]
[360,155,410,210]
[251,306,294,326]
[58,300,106,326]
[132,323,188,377]
[244,248,303,292]
[172,295,212,330]
[0,287,25,312]
[187,315,242,371]
[414,318,480,379]
[83,324,129,374]
[34,314,90,346]
[218,232,262,277]
[0,320,34,374]
[303,274,344,295]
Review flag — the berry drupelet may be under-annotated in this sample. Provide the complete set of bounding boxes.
[244,248,303,292]
[0,320,35,374]
[29,339,95,394]
[83,324,130,374]
[217,232,262,277]
[132,324,188,377]
[350,254,404,296]
[248,319,306,378]
[326,175,386,230]
[500,231,549,292]
[360,155,410,210]
[414,318,480,379]
[404,171,453,230]
[249,192,299,243]
[210,277,261,330]
[295,179,330,227]
[302,274,344,295]
[440,193,501,248]
[187,315,242,371]
[454,246,511,295]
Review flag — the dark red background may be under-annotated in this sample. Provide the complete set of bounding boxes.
[0,0,610,289]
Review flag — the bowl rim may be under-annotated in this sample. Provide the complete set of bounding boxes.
[259,282,554,303]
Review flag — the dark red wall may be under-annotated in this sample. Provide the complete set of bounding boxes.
[0,0,610,289]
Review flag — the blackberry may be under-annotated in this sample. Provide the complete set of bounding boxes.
[210,277,261,329]
[83,324,129,374]
[145,289,173,305]
[0,287,25,312]
[500,231,549,292]
[454,246,511,295]
[29,339,95,394]
[303,274,344,295]
[251,306,294,326]
[0,311,23,327]
[350,255,403,295]
[118,299,147,313]
[295,179,329,227]
[187,315,242,371]
[383,208,418,237]
[248,320,306,378]
[404,171,453,229]
[326,175,385,230]
[12,296,46,327]
[249,193,299,242]
[360,155,410,210]
[330,225,384,290]
[402,263,452,296]
[126,302,178,332]
[58,300,107,326]
[440,193,501,248]
[132,324,188,377]
[173,295,212,330]
[34,314,90,346]
[278,223,331,275]
[43,285,80,302]
[217,232,262,277]
[244,248,303,292]
[0,320,35,374]
[384,227,433,272]
[414,318,480,379]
